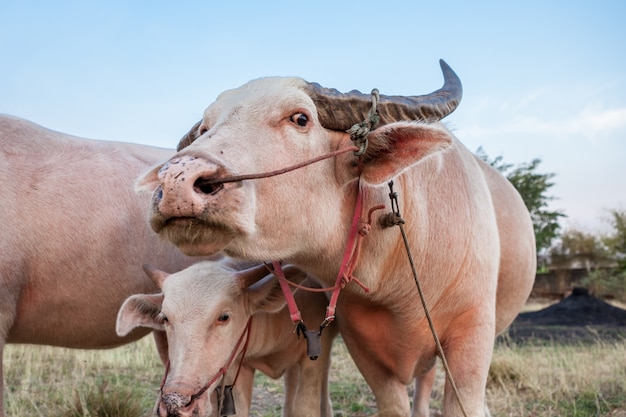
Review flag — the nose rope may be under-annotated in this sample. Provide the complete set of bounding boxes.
[159,317,253,412]
[197,145,359,186]
[190,85,379,185]
[190,317,252,404]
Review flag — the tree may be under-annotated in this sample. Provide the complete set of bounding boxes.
[602,208,626,270]
[549,228,610,270]
[476,148,566,258]
[580,209,626,300]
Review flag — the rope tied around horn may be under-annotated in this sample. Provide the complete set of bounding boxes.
[348,88,380,156]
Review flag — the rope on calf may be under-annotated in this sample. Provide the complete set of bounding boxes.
[382,180,470,417]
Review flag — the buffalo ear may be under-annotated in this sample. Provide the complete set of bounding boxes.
[359,122,453,185]
[116,293,165,336]
[135,165,163,194]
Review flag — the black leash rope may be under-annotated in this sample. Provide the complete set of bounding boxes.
[382,180,469,417]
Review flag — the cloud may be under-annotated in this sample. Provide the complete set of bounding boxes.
[582,107,626,132]
[517,106,626,139]
[458,97,626,143]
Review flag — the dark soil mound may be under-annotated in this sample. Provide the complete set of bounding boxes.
[504,288,626,344]
[516,287,626,327]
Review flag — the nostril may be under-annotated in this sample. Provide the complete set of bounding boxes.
[194,177,224,195]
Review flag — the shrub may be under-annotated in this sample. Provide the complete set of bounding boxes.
[582,268,626,301]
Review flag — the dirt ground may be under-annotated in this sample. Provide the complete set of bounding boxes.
[505,287,626,344]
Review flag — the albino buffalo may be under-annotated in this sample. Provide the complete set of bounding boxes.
[0,115,203,416]
[116,261,337,417]
[138,61,536,416]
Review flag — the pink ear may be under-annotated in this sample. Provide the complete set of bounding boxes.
[360,122,453,185]
[135,164,163,193]
[116,293,165,336]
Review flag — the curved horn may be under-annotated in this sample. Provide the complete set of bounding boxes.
[176,120,202,151]
[305,59,462,132]
[142,264,170,289]
[235,263,274,289]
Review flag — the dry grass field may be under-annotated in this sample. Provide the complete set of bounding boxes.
[4,330,626,417]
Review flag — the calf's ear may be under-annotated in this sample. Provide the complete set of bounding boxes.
[359,122,453,185]
[246,275,287,315]
[116,293,165,336]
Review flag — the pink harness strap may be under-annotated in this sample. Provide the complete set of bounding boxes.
[270,179,384,331]
[272,260,302,324]
[324,181,368,324]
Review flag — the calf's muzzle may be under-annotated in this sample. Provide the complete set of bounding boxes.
[158,392,201,417]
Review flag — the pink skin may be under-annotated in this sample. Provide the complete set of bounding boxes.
[0,115,207,417]
[137,75,536,416]
[117,262,337,417]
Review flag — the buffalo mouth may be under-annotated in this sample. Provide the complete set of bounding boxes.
[157,216,237,256]
[161,216,235,236]
[163,216,204,229]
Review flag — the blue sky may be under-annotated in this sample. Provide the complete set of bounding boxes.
[1,1,624,233]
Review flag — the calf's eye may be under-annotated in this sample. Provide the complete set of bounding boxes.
[218,313,230,322]
[290,113,308,127]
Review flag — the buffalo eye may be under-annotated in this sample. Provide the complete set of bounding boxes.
[218,313,230,322]
[199,124,208,136]
[289,113,308,127]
